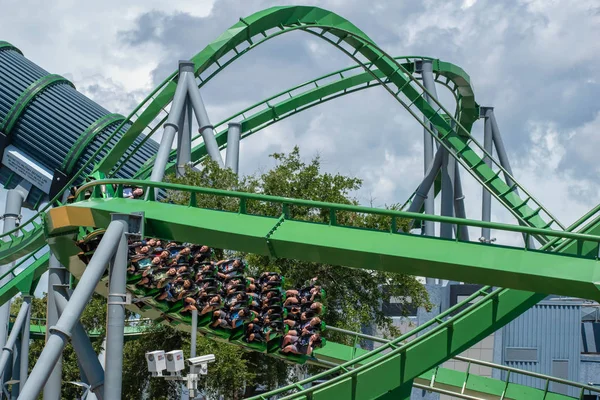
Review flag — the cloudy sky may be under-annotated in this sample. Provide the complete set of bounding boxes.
[1,0,600,250]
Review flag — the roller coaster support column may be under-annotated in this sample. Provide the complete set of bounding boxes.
[44,254,68,400]
[185,71,224,168]
[19,295,31,390]
[454,164,469,241]
[0,190,24,354]
[148,61,192,194]
[418,59,436,239]
[18,220,126,400]
[226,122,241,174]
[0,301,30,381]
[176,95,192,177]
[54,289,105,400]
[11,337,20,400]
[481,107,493,242]
[407,148,443,217]
[487,108,535,249]
[105,216,130,400]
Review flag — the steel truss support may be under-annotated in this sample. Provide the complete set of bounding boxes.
[418,59,436,239]
[18,220,126,400]
[407,148,443,217]
[53,289,104,400]
[176,95,192,178]
[149,62,192,192]
[149,61,225,194]
[44,254,68,400]
[0,190,24,358]
[225,122,241,174]
[0,301,29,378]
[480,107,535,248]
[104,214,130,400]
[185,72,224,168]
[481,107,493,242]
[453,162,469,241]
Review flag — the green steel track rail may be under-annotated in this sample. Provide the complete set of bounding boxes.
[0,74,75,136]
[44,180,600,400]
[0,247,47,303]
[60,113,126,175]
[126,56,475,180]
[47,180,600,300]
[0,41,22,55]
[91,5,563,244]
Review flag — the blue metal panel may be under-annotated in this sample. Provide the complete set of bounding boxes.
[501,302,581,396]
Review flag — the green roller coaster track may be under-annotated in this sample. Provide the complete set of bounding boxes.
[0,5,598,399]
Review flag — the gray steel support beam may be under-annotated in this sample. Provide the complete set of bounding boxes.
[11,337,20,400]
[0,190,24,353]
[18,220,125,400]
[453,162,469,241]
[481,107,493,242]
[407,148,444,216]
[225,122,241,174]
[488,109,535,249]
[185,73,225,168]
[18,295,32,393]
[0,302,29,377]
[104,219,128,400]
[148,62,193,193]
[440,149,456,238]
[176,96,192,177]
[53,289,104,400]
[190,309,198,359]
[44,254,68,400]
[420,59,437,238]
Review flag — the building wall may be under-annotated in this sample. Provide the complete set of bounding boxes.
[498,301,582,397]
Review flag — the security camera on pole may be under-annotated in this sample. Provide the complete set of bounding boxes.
[145,350,215,398]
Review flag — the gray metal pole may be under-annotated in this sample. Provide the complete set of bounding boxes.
[176,96,192,177]
[148,63,194,191]
[440,149,456,238]
[104,219,128,400]
[18,295,31,390]
[407,148,444,216]
[453,162,470,242]
[185,73,225,168]
[53,290,104,400]
[44,254,68,400]
[481,107,493,242]
[190,309,198,359]
[11,337,20,400]
[18,220,124,400]
[489,109,535,249]
[420,60,437,238]
[0,190,24,352]
[225,122,241,174]
[0,302,30,376]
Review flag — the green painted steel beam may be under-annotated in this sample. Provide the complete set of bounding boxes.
[0,74,74,136]
[0,223,47,264]
[0,251,48,306]
[61,113,126,174]
[93,5,559,244]
[0,41,22,55]
[46,194,600,302]
[128,57,475,180]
